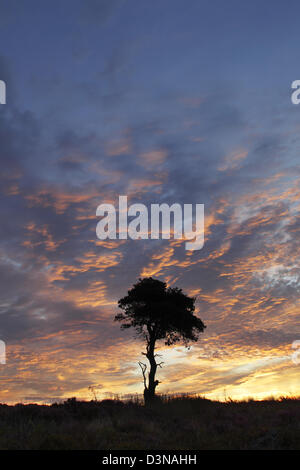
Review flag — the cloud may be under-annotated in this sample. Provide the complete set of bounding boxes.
[0,16,299,402]
[79,0,122,25]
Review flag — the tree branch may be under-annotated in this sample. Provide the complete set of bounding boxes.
[138,361,147,389]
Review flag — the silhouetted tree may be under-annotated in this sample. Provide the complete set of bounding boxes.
[115,277,206,404]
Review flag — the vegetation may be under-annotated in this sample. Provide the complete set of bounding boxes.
[0,395,299,450]
[1,279,297,450]
[115,278,206,403]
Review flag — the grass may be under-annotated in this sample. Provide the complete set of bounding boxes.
[0,395,299,450]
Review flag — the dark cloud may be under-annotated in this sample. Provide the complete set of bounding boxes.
[79,0,123,25]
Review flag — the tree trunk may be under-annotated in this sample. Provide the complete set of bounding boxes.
[147,347,157,400]
[141,334,159,404]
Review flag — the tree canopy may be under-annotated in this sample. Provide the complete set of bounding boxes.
[115,277,205,345]
[115,277,206,403]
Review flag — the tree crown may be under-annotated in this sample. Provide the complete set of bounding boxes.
[115,277,206,346]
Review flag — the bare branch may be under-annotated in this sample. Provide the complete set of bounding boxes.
[138,361,147,389]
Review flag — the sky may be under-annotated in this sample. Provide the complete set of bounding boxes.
[0,0,299,403]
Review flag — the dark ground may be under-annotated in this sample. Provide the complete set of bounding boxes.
[0,396,299,450]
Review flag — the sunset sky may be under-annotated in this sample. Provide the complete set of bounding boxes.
[0,0,299,404]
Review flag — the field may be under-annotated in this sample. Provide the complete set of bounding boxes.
[0,396,299,450]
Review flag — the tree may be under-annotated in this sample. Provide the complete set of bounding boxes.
[115,277,206,404]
